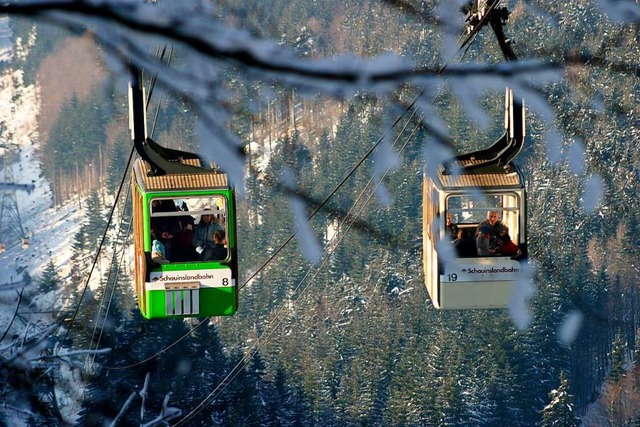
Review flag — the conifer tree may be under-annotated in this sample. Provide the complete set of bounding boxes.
[541,371,580,427]
[38,260,61,293]
[270,364,311,426]
[609,331,627,383]
[633,331,640,370]
[42,89,109,186]
[70,224,90,285]
[183,321,231,425]
[85,189,107,245]
[223,350,260,425]
[106,135,131,196]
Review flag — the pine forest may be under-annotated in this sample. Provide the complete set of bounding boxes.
[0,0,639,426]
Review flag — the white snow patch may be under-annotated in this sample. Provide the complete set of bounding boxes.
[567,140,585,175]
[558,309,583,346]
[508,262,536,331]
[595,0,640,23]
[582,174,604,213]
[282,168,322,264]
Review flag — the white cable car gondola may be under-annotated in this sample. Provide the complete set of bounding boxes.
[423,1,528,309]
[423,88,527,309]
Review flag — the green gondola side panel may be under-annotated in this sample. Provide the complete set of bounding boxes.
[140,262,237,319]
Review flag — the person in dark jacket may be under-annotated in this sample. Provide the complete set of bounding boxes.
[172,200,197,261]
[453,228,476,257]
[150,199,179,261]
[446,213,459,241]
[475,211,508,256]
[204,229,228,261]
[192,208,224,260]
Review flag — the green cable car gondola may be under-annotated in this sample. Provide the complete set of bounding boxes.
[129,68,238,319]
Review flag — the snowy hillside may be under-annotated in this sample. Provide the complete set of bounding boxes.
[0,69,84,334]
[0,15,12,62]
[0,52,96,427]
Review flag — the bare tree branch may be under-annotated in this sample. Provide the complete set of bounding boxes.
[0,289,23,342]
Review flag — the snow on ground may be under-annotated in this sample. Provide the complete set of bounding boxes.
[0,146,81,278]
[0,15,12,62]
[0,47,104,427]
[0,69,83,311]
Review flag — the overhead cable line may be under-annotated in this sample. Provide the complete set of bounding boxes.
[88,47,175,352]
[70,187,133,417]
[102,90,425,371]
[102,12,477,371]
[176,104,424,426]
[87,192,132,362]
[239,19,477,289]
[175,17,493,420]
[241,90,425,290]
[58,45,174,354]
[57,145,136,350]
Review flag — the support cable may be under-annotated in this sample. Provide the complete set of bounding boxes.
[176,108,423,426]
[102,16,474,370]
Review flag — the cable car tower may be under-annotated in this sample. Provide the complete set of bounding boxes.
[0,123,31,252]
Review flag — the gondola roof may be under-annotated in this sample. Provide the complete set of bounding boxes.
[434,162,524,191]
[133,158,229,192]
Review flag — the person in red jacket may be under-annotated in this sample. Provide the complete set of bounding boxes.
[494,228,519,256]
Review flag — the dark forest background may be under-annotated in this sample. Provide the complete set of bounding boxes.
[3,0,640,425]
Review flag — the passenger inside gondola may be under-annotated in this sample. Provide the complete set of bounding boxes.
[172,200,198,261]
[446,213,458,240]
[453,228,476,257]
[475,211,509,256]
[492,228,519,256]
[150,199,180,261]
[148,197,230,263]
[150,228,172,263]
[203,229,228,261]
[193,207,225,261]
